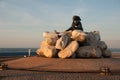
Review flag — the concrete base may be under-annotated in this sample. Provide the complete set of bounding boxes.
[3,56,120,72]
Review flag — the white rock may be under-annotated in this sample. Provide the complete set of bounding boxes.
[55,34,71,50]
[43,46,58,58]
[36,48,44,56]
[58,41,79,59]
[37,41,57,57]
[40,40,50,47]
[43,31,58,45]
[71,30,86,42]
[36,41,49,56]
[65,31,72,37]
[44,37,57,46]
[56,31,72,37]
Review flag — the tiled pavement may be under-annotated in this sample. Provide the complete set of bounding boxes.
[0,70,120,80]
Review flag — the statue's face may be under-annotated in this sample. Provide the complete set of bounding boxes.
[73,20,79,25]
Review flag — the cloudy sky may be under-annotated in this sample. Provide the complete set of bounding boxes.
[0,0,120,48]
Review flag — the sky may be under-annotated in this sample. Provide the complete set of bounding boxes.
[0,0,120,48]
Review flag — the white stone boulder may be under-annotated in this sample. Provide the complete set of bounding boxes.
[65,31,72,37]
[43,31,58,45]
[58,41,79,59]
[55,34,71,50]
[36,48,44,56]
[43,46,58,58]
[37,41,58,58]
[36,41,49,56]
[71,30,86,42]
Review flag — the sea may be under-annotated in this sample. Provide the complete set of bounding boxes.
[0,48,120,57]
[0,48,37,57]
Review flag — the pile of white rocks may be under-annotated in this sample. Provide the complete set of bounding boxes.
[36,30,112,59]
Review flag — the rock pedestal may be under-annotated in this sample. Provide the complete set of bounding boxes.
[36,30,111,59]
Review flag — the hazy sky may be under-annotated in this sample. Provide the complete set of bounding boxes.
[0,0,120,48]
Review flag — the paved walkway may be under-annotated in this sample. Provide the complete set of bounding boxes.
[0,56,120,80]
[3,56,120,72]
[0,70,120,80]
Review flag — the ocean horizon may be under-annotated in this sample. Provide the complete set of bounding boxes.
[0,48,37,56]
[0,48,120,57]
